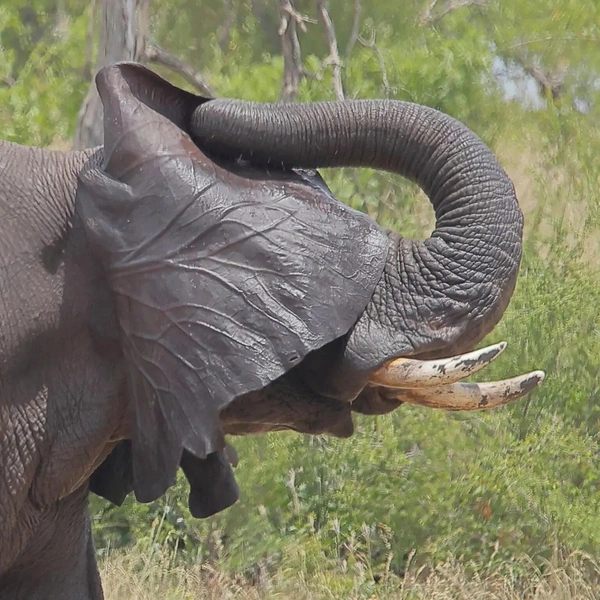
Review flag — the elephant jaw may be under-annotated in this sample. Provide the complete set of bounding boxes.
[369,341,545,411]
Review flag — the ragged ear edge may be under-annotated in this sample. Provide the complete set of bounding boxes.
[180,449,240,518]
[88,440,134,506]
[95,62,211,162]
[89,440,241,519]
[80,66,233,505]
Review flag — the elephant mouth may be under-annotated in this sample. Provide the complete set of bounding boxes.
[367,341,544,411]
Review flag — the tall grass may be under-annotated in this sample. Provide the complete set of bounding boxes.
[101,544,600,600]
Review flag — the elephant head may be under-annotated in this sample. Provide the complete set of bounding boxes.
[75,63,543,517]
[0,62,545,597]
[189,88,546,405]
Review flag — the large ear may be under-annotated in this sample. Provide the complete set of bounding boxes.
[76,63,389,504]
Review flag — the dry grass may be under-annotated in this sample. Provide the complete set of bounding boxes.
[497,141,600,263]
[100,548,600,600]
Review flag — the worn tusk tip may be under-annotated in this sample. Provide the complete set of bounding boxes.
[393,367,546,412]
[527,370,545,386]
[371,340,512,390]
[484,341,507,360]
[512,369,545,397]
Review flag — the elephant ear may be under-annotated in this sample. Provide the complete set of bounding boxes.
[77,63,389,504]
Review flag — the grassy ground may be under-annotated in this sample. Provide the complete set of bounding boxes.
[101,548,600,600]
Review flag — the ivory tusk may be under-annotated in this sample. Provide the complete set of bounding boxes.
[371,342,508,389]
[392,370,545,411]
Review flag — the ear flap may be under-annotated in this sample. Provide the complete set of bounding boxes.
[77,63,389,505]
[89,441,239,519]
[180,448,239,518]
[89,440,134,506]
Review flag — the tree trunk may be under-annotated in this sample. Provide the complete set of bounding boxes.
[72,0,150,149]
[277,0,305,103]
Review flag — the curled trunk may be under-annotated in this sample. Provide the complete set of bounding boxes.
[191,100,523,369]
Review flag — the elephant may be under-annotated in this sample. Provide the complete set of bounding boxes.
[0,61,544,599]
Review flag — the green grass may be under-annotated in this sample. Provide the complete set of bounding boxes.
[95,130,600,595]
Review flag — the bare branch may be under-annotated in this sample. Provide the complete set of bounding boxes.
[277,0,306,102]
[419,0,439,24]
[73,0,151,150]
[358,30,391,98]
[316,0,344,100]
[278,1,316,34]
[522,65,564,100]
[1,74,15,88]
[419,0,487,25]
[501,35,595,52]
[145,43,216,97]
[344,0,361,60]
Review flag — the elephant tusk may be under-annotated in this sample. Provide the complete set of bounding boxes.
[370,342,507,389]
[390,370,545,411]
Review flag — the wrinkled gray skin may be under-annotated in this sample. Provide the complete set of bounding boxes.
[0,143,114,599]
[0,63,523,599]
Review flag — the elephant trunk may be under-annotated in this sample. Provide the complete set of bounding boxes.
[191,100,523,369]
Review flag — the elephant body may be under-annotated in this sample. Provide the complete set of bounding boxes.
[0,63,542,598]
[0,138,380,598]
[0,142,121,598]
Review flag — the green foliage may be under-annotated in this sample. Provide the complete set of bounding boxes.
[2,0,600,586]
[0,0,90,145]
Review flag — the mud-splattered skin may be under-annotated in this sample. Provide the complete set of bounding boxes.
[0,62,531,599]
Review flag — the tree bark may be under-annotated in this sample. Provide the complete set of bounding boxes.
[72,0,150,149]
[277,0,311,102]
[316,0,344,100]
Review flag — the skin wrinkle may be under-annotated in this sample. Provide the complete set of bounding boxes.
[110,184,217,267]
[125,261,312,340]
[0,487,100,600]
[106,171,370,378]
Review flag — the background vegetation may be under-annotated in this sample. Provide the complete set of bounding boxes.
[2,0,600,596]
